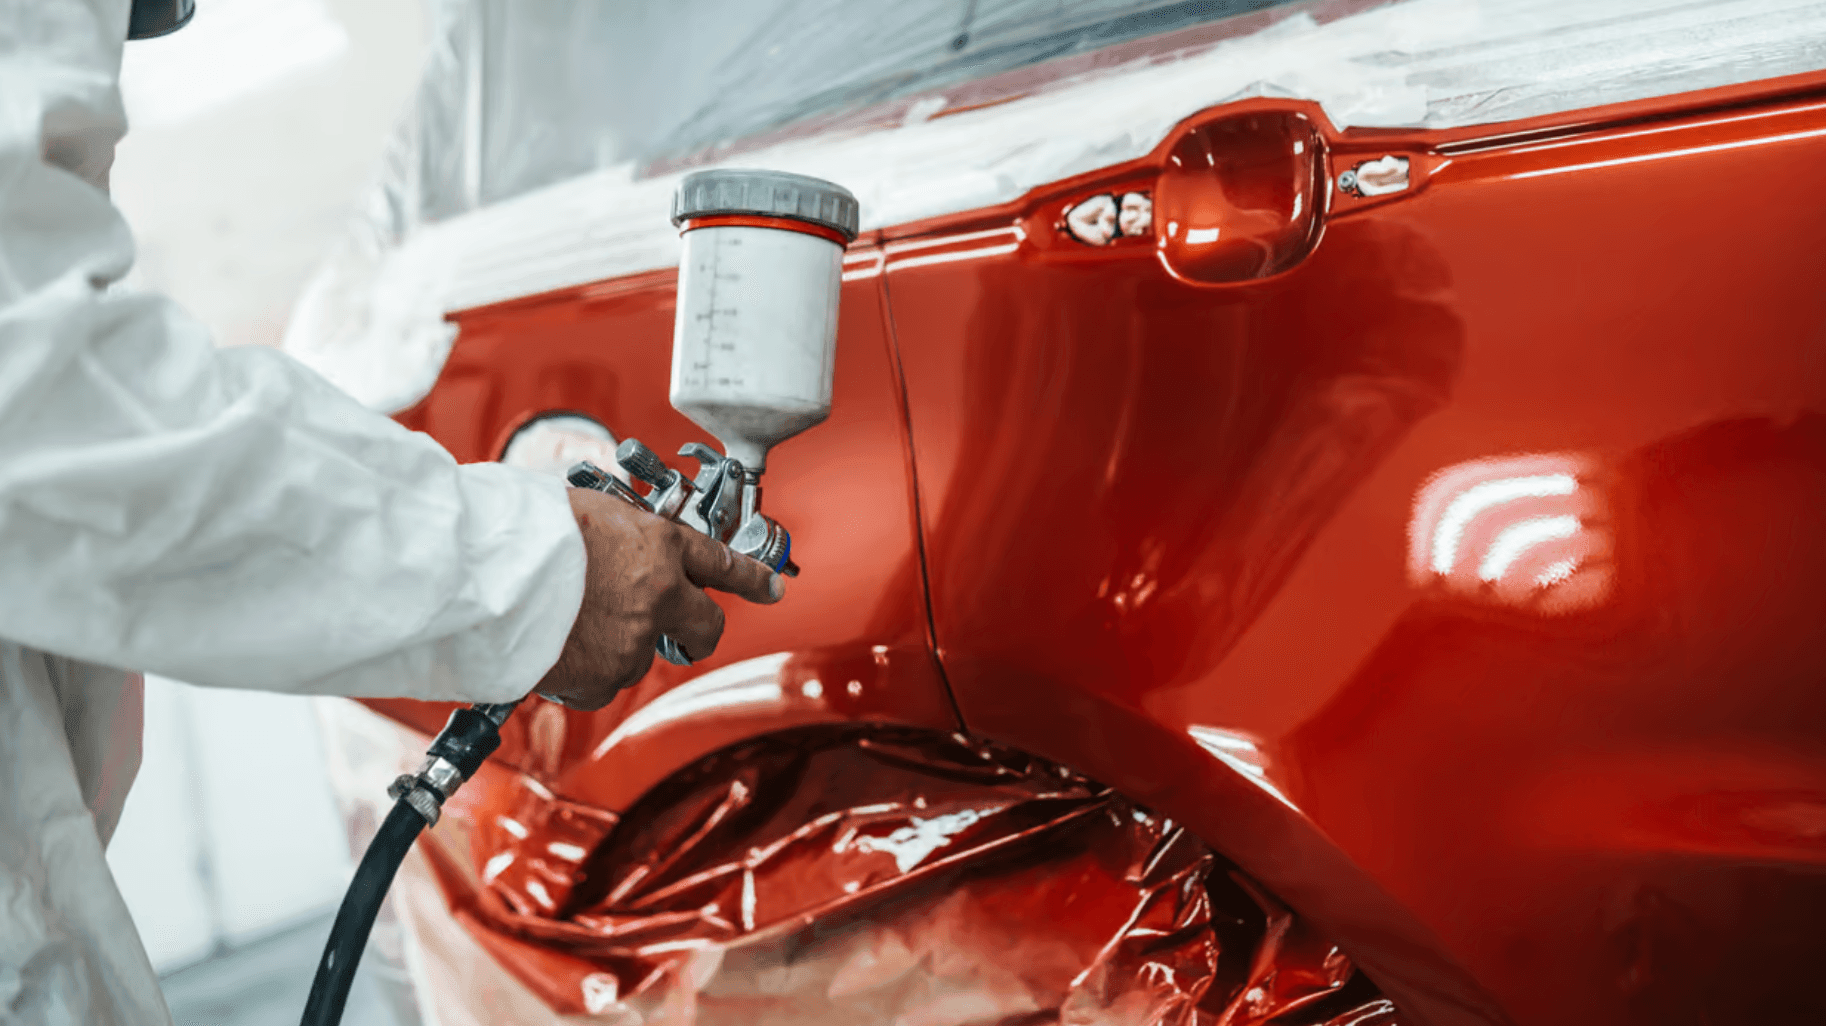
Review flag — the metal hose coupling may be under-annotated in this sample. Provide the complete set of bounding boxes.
[386,701,518,827]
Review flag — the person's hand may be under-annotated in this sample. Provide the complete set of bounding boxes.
[535,487,784,709]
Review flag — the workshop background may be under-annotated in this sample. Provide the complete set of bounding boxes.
[105,0,428,1022]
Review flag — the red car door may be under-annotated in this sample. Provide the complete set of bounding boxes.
[883,80,1826,1026]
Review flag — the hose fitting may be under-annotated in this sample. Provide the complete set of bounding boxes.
[384,704,510,827]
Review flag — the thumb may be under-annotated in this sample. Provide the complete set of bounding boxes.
[678,529,784,605]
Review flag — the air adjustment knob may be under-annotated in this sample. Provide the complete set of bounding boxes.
[566,462,613,491]
[616,439,671,487]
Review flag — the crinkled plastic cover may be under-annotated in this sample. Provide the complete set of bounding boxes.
[319,701,1395,1024]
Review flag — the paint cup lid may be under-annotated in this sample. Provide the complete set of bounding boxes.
[672,168,860,242]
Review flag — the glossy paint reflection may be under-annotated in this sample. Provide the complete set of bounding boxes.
[1409,453,1614,614]
[358,77,1826,1026]
[889,85,1826,1026]
[1288,416,1826,1026]
[892,191,1486,1023]
[1187,725,1297,812]
[1153,111,1325,283]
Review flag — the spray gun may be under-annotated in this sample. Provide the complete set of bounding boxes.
[568,439,794,666]
[566,167,857,664]
[300,169,859,1026]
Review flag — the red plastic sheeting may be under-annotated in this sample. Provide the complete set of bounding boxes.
[415,727,1397,1025]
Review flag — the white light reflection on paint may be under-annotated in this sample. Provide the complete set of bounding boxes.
[481,852,514,883]
[1509,126,1826,181]
[840,252,885,281]
[742,870,757,931]
[1409,453,1614,615]
[1187,725,1297,811]
[547,841,587,861]
[888,225,1025,253]
[582,973,620,1015]
[891,242,1022,271]
[589,653,791,761]
[852,807,989,873]
[1479,514,1580,581]
[1535,557,1580,588]
[496,816,529,840]
[1184,227,1220,245]
[1431,473,1577,575]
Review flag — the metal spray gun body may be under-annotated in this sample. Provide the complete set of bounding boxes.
[567,440,796,665]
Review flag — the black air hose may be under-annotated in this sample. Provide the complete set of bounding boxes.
[298,800,424,1026]
[300,700,520,1026]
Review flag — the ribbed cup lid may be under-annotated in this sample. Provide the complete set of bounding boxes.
[671,169,860,242]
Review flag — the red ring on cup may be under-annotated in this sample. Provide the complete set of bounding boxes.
[678,213,852,247]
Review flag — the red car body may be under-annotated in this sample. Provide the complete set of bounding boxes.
[350,64,1826,1026]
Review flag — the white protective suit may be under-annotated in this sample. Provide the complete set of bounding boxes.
[0,2,587,1023]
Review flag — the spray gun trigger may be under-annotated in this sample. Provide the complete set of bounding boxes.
[679,441,722,466]
[679,442,730,495]
[669,443,748,543]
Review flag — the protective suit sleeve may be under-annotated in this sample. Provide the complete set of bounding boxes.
[0,0,586,703]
